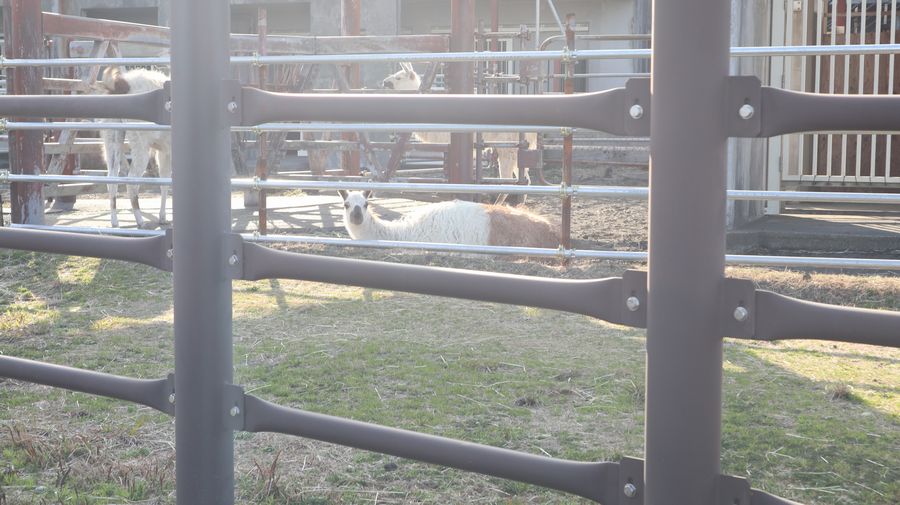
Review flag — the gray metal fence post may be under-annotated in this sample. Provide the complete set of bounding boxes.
[645,0,730,504]
[171,2,235,504]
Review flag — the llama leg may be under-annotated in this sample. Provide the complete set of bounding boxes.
[156,149,172,225]
[108,184,119,228]
[127,137,151,228]
[102,129,126,227]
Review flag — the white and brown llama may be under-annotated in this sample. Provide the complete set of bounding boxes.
[339,190,558,248]
[381,63,537,204]
[95,67,172,228]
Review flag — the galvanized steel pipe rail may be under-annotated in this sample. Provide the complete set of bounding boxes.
[5,44,900,67]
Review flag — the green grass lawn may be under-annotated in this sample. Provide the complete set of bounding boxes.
[0,250,897,504]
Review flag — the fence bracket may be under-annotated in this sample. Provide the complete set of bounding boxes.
[726,76,762,137]
[224,80,244,126]
[623,78,650,136]
[225,384,246,431]
[720,277,756,338]
[225,233,244,279]
[617,456,644,503]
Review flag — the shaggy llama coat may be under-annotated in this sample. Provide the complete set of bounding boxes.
[340,191,558,248]
[97,67,172,228]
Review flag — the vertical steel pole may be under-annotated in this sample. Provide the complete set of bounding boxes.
[448,0,475,188]
[645,0,729,504]
[6,0,45,225]
[171,1,234,504]
[341,0,362,176]
[560,14,575,257]
[255,7,269,235]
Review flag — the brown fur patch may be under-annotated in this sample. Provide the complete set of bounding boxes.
[485,205,559,248]
[112,76,131,94]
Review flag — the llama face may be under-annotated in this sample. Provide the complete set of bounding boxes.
[381,65,421,91]
[339,190,372,227]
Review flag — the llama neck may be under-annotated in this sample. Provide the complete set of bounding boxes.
[349,212,405,241]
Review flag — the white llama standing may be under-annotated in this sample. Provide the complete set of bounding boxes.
[96,67,172,228]
[339,190,558,248]
[381,64,538,202]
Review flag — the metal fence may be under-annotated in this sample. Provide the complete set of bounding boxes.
[773,0,900,184]
[1,1,900,505]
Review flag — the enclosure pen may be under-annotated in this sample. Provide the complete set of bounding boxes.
[2,1,900,505]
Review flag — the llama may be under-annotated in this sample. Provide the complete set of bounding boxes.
[381,64,538,204]
[95,67,172,228]
[339,190,558,248]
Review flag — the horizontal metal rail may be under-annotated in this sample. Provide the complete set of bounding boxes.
[0,355,173,415]
[754,290,900,348]
[0,90,169,124]
[0,227,172,270]
[8,119,900,136]
[242,395,619,503]
[240,242,641,324]
[7,224,900,270]
[9,223,166,237]
[6,174,900,205]
[3,121,567,134]
[3,45,900,68]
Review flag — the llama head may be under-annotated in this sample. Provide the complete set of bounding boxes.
[95,67,131,95]
[339,190,373,226]
[381,63,421,91]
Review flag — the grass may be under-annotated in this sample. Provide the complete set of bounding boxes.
[0,249,897,504]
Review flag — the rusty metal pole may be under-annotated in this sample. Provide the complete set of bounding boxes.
[560,14,575,258]
[55,0,77,211]
[5,0,45,225]
[255,7,269,235]
[341,0,361,176]
[448,0,475,190]
[645,0,729,503]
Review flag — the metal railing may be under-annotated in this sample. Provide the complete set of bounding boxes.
[1,3,899,505]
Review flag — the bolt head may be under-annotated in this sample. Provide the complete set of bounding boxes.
[629,104,644,119]
[738,104,755,120]
[230,406,241,417]
[227,101,239,113]
[168,393,176,404]
[164,100,172,112]
[228,254,239,266]
[626,296,640,312]
[623,482,637,498]
[733,306,750,322]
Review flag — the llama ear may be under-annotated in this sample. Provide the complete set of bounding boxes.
[338,190,349,200]
[363,190,373,200]
[400,62,415,75]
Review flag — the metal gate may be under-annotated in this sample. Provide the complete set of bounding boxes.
[1,1,899,504]
[772,0,900,185]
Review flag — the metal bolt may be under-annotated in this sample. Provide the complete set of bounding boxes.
[164,100,172,112]
[738,104,755,120]
[166,248,174,259]
[168,393,176,404]
[623,482,637,498]
[227,101,239,113]
[626,296,641,312]
[733,305,749,322]
[228,254,239,266]
[629,104,644,119]
[229,406,241,417]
